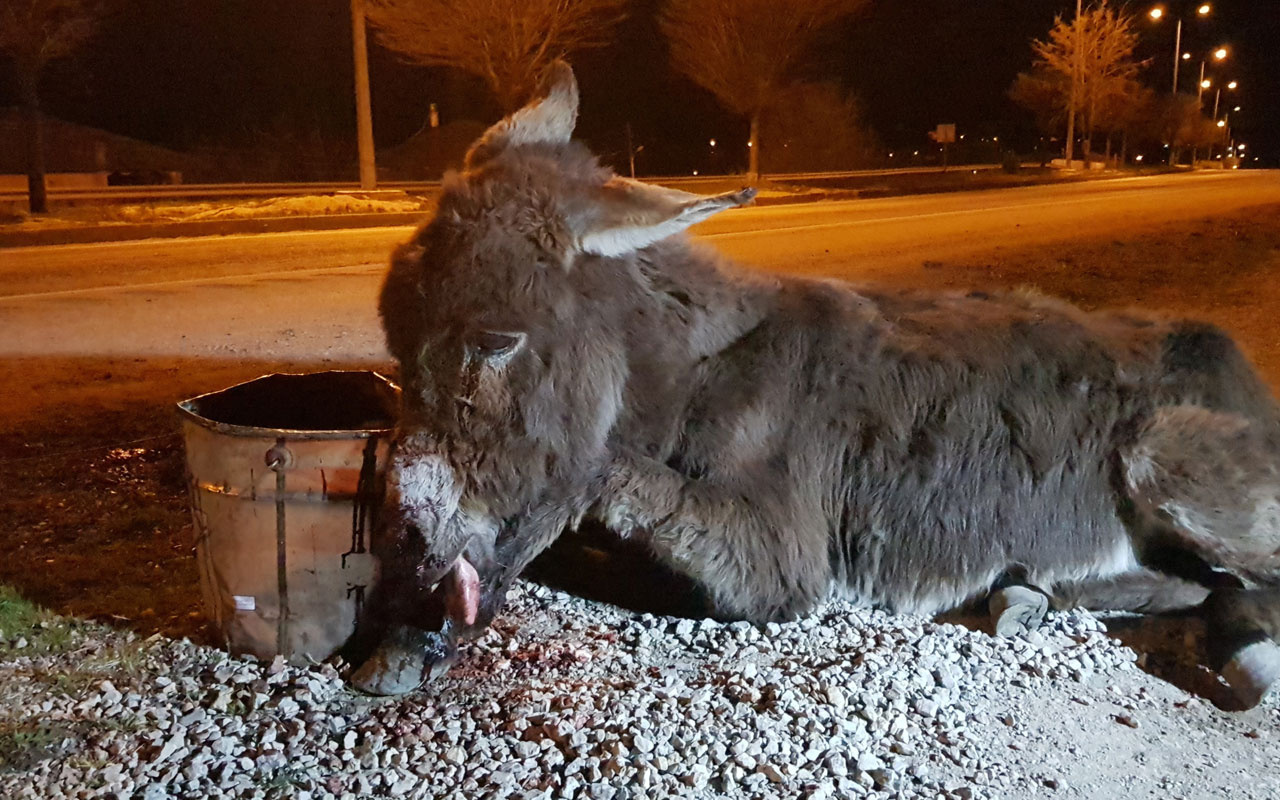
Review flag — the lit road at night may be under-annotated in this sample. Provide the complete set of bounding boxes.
[2,170,1278,362]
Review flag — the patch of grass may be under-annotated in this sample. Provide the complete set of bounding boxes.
[2,584,153,705]
[0,585,46,637]
[81,638,149,676]
[0,585,82,656]
[0,721,72,773]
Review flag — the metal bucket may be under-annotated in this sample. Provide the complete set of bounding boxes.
[177,371,399,663]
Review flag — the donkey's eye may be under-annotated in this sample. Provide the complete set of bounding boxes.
[470,330,526,360]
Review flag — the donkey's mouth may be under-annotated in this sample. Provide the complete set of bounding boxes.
[439,555,479,627]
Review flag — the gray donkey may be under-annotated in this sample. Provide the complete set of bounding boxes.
[352,63,1280,709]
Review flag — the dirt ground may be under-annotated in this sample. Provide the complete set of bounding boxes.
[1,203,1279,650]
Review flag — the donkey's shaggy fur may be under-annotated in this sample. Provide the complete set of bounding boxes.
[355,64,1280,707]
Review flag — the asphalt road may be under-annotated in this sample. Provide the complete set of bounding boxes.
[2,170,1278,362]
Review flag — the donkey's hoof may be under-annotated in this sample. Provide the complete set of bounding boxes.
[989,585,1049,637]
[349,625,456,696]
[1220,640,1280,710]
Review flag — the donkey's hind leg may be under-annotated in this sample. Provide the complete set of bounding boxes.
[1122,405,1280,707]
[1050,568,1210,614]
[988,585,1050,637]
[1204,588,1280,709]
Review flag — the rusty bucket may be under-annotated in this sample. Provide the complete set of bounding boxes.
[177,371,398,663]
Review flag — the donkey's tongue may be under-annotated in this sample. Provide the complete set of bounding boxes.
[443,556,479,627]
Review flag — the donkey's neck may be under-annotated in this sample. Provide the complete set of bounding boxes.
[633,236,779,362]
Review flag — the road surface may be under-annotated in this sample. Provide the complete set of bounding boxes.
[2,170,1278,361]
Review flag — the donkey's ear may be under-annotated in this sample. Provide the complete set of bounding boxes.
[465,61,579,170]
[576,179,756,257]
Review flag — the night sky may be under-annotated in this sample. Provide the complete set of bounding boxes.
[3,0,1277,174]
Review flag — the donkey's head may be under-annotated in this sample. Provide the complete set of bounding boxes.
[377,63,753,634]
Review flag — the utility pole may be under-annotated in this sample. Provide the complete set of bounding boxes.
[1169,17,1182,166]
[626,123,635,179]
[1171,18,1182,95]
[1064,0,1083,169]
[351,0,377,189]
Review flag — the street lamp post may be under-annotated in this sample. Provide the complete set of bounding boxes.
[1150,4,1213,165]
[351,0,377,190]
[1210,81,1237,160]
[1191,47,1227,165]
[1065,0,1083,168]
[1149,3,1211,94]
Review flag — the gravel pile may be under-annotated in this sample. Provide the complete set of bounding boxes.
[0,581,1202,800]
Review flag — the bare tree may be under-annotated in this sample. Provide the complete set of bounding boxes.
[759,82,877,173]
[661,0,868,182]
[0,0,103,213]
[366,0,627,113]
[1011,1,1143,160]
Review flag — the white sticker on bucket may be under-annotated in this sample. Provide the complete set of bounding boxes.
[233,595,256,612]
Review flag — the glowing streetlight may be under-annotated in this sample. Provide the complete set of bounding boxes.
[1214,47,1228,60]
[1201,79,1212,89]
[1217,120,1226,128]
[1152,3,1214,105]
[708,138,716,148]
[1227,80,1238,90]
[1233,105,1241,112]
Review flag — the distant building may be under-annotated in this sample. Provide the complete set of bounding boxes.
[379,119,488,180]
[0,109,194,185]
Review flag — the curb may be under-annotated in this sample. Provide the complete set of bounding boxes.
[0,211,429,249]
[0,193,860,248]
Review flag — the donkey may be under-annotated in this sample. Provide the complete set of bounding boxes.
[351,63,1280,709]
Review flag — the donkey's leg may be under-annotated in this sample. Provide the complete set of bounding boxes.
[598,452,828,623]
[988,585,1051,637]
[989,570,1211,637]
[1203,588,1280,709]
[1121,405,1280,707]
[1050,568,1210,614]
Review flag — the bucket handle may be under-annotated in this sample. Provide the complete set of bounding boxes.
[266,440,292,658]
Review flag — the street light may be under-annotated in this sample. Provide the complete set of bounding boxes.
[1150,3,1213,96]
[1212,79,1236,120]
[1197,46,1228,102]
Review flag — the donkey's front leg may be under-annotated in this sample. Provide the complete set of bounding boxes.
[597,450,829,622]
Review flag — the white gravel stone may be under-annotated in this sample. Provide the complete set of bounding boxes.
[1,578,1263,799]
